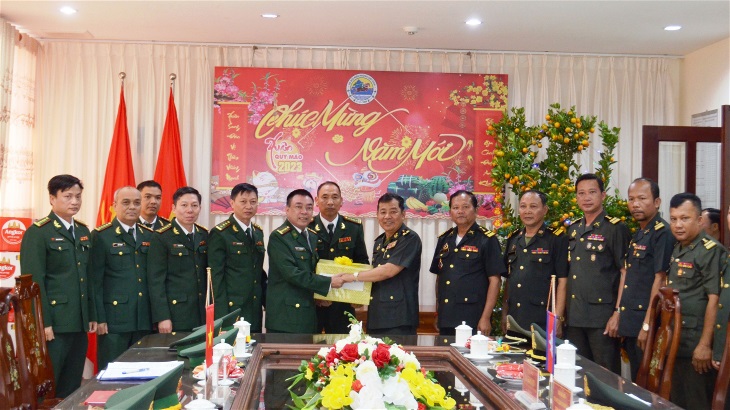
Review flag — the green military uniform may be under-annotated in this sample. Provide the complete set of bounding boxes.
[19,212,95,398]
[265,220,330,333]
[502,224,568,332]
[667,232,726,409]
[90,219,154,371]
[714,254,730,363]
[310,214,369,334]
[369,224,421,334]
[618,215,674,381]
[566,211,630,374]
[147,218,208,331]
[209,215,266,332]
[139,215,170,230]
[430,223,505,333]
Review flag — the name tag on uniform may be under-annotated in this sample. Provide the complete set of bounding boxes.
[587,234,604,241]
[339,237,352,243]
[232,242,244,246]
[173,244,185,248]
[51,237,65,242]
[295,246,306,251]
[112,243,125,247]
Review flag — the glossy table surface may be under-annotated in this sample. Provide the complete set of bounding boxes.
[57,332,682,409]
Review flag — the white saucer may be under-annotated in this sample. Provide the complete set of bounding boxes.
[464,352,493,361]
[193,372,206,380]
[218,379,234,386]
[450,342,468,349]
[236,352,253,360]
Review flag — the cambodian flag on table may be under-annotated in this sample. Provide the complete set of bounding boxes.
[546,310,558,373]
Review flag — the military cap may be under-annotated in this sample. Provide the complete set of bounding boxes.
[105,363,184,410]
[105,383,155,409]
[178,327,239,367]
[529,322,568,363]
[584,372,650,410]
[170,308,241,349]
[504,315,531,345]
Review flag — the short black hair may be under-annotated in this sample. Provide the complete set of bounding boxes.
[630,177,660,200]
[669,192,702,214]
[172,186,201,205]
[137,180,162,192]
[575,173,604,192]
[317,181,341,195]
[521,189,548,206]
[703,208,721,225]
[378,193,405,211]
[448,190,478,208]
[48,174,83,196]
[231,183,258,200]
[286,189,313,206]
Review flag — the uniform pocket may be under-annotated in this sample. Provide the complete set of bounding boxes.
[109,246,132,268]
[48,294,70,326]
[48,241,72,252]
[104,294,129,324]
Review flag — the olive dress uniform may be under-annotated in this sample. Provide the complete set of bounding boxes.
[430,223,505,334]
[139,215,170,230]
[310,214,369,333]
[90,219,154,371]
[502,224,568,332]
[147,219,208,331]
[209,216,266,332]
[368,224,421,335]
[19,212,95,398]
[566,211,630,374]
[667,232,726,409]
[265,221,331,333]
[618,215,674,381]
[714,254,730,363]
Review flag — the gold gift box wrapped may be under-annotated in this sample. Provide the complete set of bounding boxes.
[314,259,372,305]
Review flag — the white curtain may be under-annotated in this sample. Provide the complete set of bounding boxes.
[0,19,38,217]
[31,42,680,307]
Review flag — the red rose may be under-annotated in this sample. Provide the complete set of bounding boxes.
[372,344,392,368]
[325,348,339,366]
[417,402,426,410]
[340,344,360,362]
[352,379,363,393]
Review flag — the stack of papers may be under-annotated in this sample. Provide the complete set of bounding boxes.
[97,361,184,381]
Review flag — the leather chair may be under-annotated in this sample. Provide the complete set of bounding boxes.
[14,275,60,408]
[712,310,730,410]
[636,287,682,400]
[0,287,36,409]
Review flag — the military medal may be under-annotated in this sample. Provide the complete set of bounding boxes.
[591,254,596,261]
[438,259,443,269]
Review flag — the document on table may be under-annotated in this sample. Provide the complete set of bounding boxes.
[97,361,184,381]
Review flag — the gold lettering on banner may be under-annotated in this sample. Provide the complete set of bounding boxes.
[325,134,467,173]
[227,111,240,131]
[226,133,240,139]
[230,143,236,150]
[226,164,240,173]
[254,98,408,139]
[225,173,240,182]
[226,153,240,161]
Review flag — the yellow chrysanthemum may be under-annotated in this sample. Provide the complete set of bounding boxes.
[334,256,353,266]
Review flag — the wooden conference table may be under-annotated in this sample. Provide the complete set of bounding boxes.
[57,332,682,409]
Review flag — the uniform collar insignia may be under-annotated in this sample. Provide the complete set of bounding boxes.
[315,224,321,231]
[115,226,122,235]
[468,230,474,235]
[442,243,449,251]
[537,229,544,236]
[232,224,239,233]
[341,222,346,230]
[53,220,62,229]
[173,227,179,235]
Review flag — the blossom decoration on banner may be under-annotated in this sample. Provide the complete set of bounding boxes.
[287,313,456,410]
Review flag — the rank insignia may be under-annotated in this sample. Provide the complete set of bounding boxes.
[655,222,665,230]
[386,241,398,249]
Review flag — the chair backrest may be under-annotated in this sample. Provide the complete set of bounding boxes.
[712,311,730,410]
[636,287,682,399]
[0,287,36,409]
[14,275,55,401]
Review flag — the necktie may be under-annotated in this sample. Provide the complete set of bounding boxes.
[128,227,136,243]
[144,221,154,228]
[303,230,312,252]
[187,232,194,244]
[245,228,253,243]
[68,224,74,239]
[327,223,334,241]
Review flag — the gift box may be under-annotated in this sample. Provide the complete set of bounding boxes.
[314,259,372,305]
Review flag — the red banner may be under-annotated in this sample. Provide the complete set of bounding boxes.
[211,68,506,219]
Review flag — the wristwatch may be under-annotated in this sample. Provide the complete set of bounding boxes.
[642,322,650,332]
[353,271,360,281]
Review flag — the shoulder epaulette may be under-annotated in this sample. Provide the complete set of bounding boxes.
[570,219,581,226]
[551,226,566,236]
[159,216,170,223]
[194,223,208,231]
[139,224,154,232]
[215,220,232,231]
[75,219,88,227]
[606,216,621,224]
[95,222,113,232]
[507,229,520,239]
[307,227,318,235]
[253,223,263,231]
[34,216,51,227]
[277,226,291,235]
[438,228,454,238]
[156,224,173,233]
[654,221,665,230]
[703,238,718,250]
[342,215,362,225]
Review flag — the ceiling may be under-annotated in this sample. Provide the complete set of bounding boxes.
[1,1,728,56]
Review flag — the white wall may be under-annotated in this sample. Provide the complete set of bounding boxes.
[680,37,730,125]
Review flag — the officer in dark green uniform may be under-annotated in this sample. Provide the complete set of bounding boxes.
[502,190,568,337]
[19,174,97,397]
[209,183,266,332]
[310,181,369,334]
[566,173,630,374]
[614,178,674,381]
[91,186,154,371]
[713,253,730,370]
[147,187,208,332]
[430,190,504,336]
[265,189,345,333]
[341,193,422,335]
[137,180,170,230]
[667,193,726,408]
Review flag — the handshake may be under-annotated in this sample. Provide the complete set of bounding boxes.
[330,273,355,288]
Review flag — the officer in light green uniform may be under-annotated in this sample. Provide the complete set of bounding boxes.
[137,180,170,230]
[209,183,266,332]
[310,181,369,334]
[667,193,726,409]
[90,186,153,371]
[19,174,96,398]
[147,187,209,332]
[265,189,345,333]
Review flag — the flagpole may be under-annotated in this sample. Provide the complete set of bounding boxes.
[170,73,176,92]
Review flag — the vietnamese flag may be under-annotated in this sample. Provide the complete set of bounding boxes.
[153,87,187,218]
